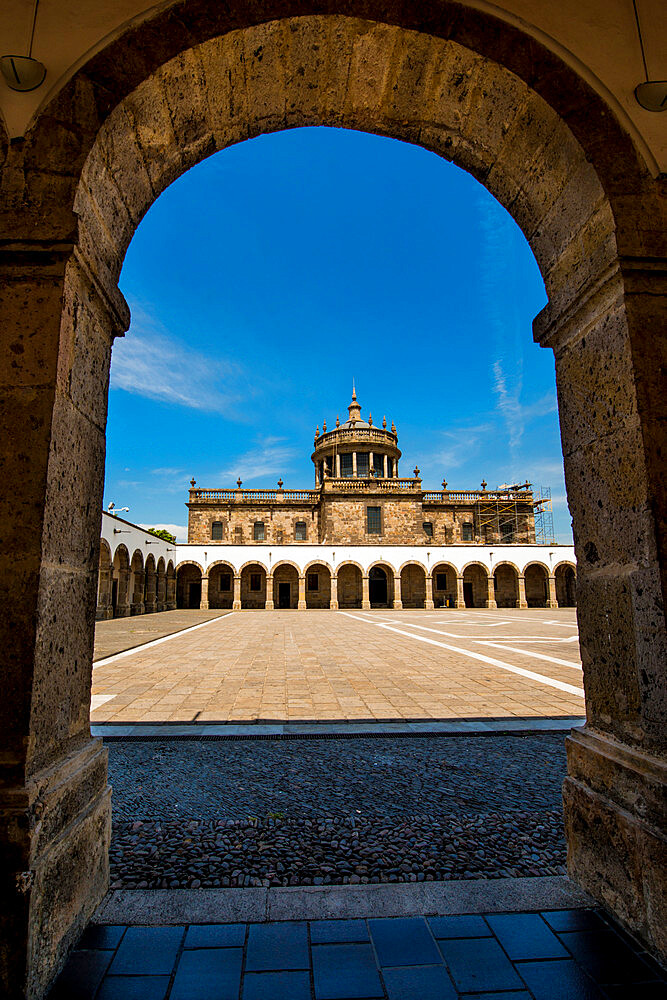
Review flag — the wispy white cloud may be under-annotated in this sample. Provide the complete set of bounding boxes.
[110,305,249,415]
[217,436,298,484]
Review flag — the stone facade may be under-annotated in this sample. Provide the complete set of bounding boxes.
[187,392,537,547]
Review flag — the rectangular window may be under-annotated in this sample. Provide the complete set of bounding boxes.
[253,521,265,541]
[462,522,473,541]
[219,573,231,592]
[423,521,433,537]
[250,573,261,591]
[367,506,382,535]
[307,572,319,592]
[356,452,369,477]
[340,453,353,477]
[501,521,514,543]
[435,572,448,591]
[295,521,307,541]
[211,521,223,540]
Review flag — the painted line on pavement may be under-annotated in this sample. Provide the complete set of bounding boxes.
[93,613,233,670]
[340,612,584,698]
[474,640,581,670]
[384,620,579,643]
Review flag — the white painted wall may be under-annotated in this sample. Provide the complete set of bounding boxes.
[102,513,575,576]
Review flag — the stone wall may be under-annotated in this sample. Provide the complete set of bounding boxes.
[188,504,318,544]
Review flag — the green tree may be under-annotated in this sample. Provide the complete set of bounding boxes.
[147,527,176,544]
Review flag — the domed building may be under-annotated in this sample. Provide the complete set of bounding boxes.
[187,388,537,551]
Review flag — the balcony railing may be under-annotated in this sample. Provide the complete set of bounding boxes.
[324,477,420,491]
[189,488,319,503]
[314,427,398,447]
[422,490,534,503]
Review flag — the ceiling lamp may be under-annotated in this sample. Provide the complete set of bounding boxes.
[635,82,667,112]
[1,1,46,92]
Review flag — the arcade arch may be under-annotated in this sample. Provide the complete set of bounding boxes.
[400,562,427,609]
[272,562,300,610]
[1,5,665,992]
[96,540,113,620]
[156,557,167,611]
[431,562,459,609]
[555,562,577,608]
[207,561,236,610]
[336,562,363,609]
[524,562,550,609]
[304,562,332,609]
[112,545,131,618]
[144,554,157,614]
[368,562,394,609]
[240,562,267,610]
[462,562,492,609]
[493,562,521,609]
[176,562,203,609]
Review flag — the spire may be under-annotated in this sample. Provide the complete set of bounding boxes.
[347,385,362,425]
[368,412,373,426]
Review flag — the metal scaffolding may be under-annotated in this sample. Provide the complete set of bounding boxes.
[476,482,533,543]
[533,486,556,544]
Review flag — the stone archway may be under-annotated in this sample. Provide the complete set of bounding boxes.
[400,563,427,609]
[524,562,549,608]
[208,562,235,609]
[431,562,458,608]
[176,563,203,609]
[1,7,665,992]
[272,563,299,609]
[304,562,332,609]
[337,563,363,609]
[555,563,577,608]
[493,562,520,609]
[240,563,267,609]
[462,563,491,608]
[112,545,131,618]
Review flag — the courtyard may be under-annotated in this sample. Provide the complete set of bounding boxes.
[91,608,583,725]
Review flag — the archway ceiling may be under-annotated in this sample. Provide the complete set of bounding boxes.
[0,0,665,174]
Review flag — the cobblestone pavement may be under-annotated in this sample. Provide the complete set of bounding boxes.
[108,733,569,889]
[50,909,667,999]
[92,609,583,723]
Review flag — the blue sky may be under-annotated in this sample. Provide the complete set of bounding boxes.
[105,126,572,543]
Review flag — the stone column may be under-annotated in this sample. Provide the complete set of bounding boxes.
[393,575,403,609]
[352,451,357,477]
[485,573,497,609]
[200,574,209,610]
[517,575,528,609]
[116,568,131,617]
[0,247,125,997]
[131,568,145,616]
[425,575,434,610]
[330,576,338,610]
[535,259,667,963]
[144,569,157,614]
[298,575,307,609]
[547,575,557,608]
[362,575,370,609]
[383,454,388,478]
[96,566,113,620]
[336,453,341,477]
[369,451,374,476]
[233,574,241,610]
[157,572,166,611]
[265,574,274,610]
[456,575,465,608]
[166,573,177,610]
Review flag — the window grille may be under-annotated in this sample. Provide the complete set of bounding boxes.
[367,506,382,535]
[211,521,223,540]
[423,521,433,537]
[462,522,473,541]
[250,573,261,591]
[295,521,307,541]
[501,521,514,543]
[307,573,319,592]
[253,521,265,541]
[435,572,448,591]
[340,453,353,477]
[219,573,231,591]
[356,452,369,477]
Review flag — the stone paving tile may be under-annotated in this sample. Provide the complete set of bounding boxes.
[94,610,227,661]
[91,609,582,724]
[49,910,667,999]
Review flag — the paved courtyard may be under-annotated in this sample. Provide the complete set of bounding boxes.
[91,609,583,723]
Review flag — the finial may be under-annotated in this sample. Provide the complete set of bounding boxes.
[315,425,319,439]
[391,420,396,434]
[442,478,448,490]
[236,477,242,489]
[368,412,373,426]
[323,419,327,432]
[190,477,196,488]
[277,478,283,489]
[414,465,421,478]
[336,415,340,427]
[382,415,387,429]
[481,479,487,490]
[352,378,356,401]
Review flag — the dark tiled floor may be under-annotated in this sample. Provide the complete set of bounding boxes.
[49,908,666,1000]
